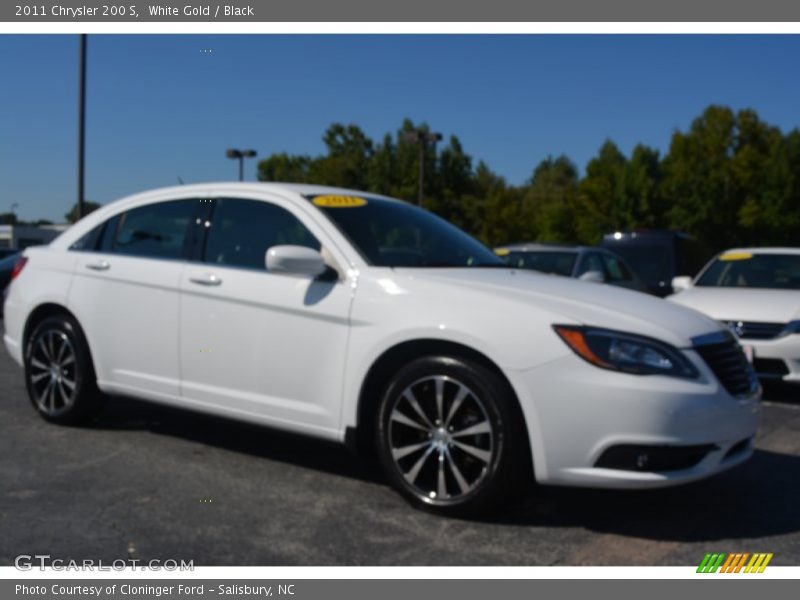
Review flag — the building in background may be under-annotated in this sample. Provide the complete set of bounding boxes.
[0,224,69,250]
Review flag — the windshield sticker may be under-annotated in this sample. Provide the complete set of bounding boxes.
[719,252,753,261]
[312,195,367,208]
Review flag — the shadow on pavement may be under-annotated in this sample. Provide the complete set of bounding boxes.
[490,448,800,542]
[91,393,800,543]
[93,394,382,484]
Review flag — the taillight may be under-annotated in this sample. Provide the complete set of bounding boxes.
[10,256,28,281]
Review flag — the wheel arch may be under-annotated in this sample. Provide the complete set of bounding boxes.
[349,338,533,469]
[23,303,87,362]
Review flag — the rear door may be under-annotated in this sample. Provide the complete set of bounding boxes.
[68,198,201,397]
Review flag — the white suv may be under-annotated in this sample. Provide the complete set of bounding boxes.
[3,183,760,515]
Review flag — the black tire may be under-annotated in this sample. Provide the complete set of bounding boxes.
[24,314,104,425]
[375,355,530,516]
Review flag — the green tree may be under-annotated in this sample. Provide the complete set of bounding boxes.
[0,212,18,225]
[522,155,579,243]
[661,105,786,249]
[574,140,627,243]
[622,144,664,229]
[470,162,527,246]
[310,124,374,189]
[257,153,312,183]
[430,135,473,229]
[250,107,800,252]
[65,201,102,224]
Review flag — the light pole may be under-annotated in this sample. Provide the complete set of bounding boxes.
[401,129,442,206]
[226,148,257,181]
[77,34,87,220]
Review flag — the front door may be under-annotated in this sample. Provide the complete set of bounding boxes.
[179,196,353,436]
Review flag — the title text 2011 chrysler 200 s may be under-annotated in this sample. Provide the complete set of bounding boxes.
[3,184,761,515]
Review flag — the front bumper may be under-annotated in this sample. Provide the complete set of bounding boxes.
[506,351,760,489]
[743,334,800,384]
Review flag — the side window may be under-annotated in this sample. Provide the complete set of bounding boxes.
[69,223,104,252]
[97,215,120,253]
[576,252,604,276]
[204,198,320,271]
[602,253,633,282]
[112,200,197,260]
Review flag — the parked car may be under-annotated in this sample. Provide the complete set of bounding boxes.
[601,230,712,297]
[0,251,20,317]
[669,248,800,386]
[3,184,759,515]
[0,248,19,260]
[494,243,647,293]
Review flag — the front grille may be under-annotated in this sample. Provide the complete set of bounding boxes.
[722,320,786,340]
[695,341,758,397]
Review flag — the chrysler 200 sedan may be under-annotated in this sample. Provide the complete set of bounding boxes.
[3,183,760,515]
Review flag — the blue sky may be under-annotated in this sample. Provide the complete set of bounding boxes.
[1,34,800,222]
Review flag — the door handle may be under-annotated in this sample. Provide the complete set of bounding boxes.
[189,274,222,286]
[85,260,110,271]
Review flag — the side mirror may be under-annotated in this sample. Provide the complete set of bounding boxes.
[265,245,327,278]
[578,270,605,284]
[671,276,693,293]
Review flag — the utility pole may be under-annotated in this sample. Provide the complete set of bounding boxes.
[77,34,87,220]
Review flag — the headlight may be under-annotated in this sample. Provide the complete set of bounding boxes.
[553,325,699,379]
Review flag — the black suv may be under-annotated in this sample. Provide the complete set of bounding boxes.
[601,231,712,297]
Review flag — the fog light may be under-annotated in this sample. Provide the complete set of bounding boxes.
[595,444,718,472]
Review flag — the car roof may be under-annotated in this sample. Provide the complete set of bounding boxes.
[720,247,800,255]
[48,182,405,253]
[602,230,694,240]
[123,182,404,203]
[495,243,597,253]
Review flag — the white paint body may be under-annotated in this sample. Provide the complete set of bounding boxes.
[669,247,800,385]
[3,184,760,488]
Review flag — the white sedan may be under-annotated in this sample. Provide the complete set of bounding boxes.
[670,247,800,386]
[3,184,760,515]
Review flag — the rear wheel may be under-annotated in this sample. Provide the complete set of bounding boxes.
[376,355,528,516]
[24,315,104,424]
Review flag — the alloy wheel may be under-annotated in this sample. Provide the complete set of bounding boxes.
[387,375,495,504]
[28,329,78,417]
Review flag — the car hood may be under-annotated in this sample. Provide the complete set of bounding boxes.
[669,287,800,323]
[395,268,724,348]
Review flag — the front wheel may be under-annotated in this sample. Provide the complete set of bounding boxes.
[24,315,104,425]
[376,356,529,516]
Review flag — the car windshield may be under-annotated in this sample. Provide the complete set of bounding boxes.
[309,195,504,268]
[505,250,577,276]
[695,253,800,290]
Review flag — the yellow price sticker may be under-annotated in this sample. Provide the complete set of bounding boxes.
[312,195,367,208]
[719,252,753,261]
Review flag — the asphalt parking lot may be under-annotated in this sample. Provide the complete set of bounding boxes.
[1,344,798,566]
